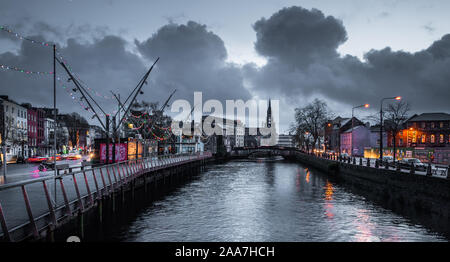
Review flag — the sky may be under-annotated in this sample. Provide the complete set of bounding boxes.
[0,0,449,133]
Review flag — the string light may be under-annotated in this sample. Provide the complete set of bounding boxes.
[0,64,53,75]
[0,26,108,119]
[56,51,112,100]
[0,25,53,47]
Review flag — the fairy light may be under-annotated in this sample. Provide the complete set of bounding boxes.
[0,64,53,75]
[0,25,52,47]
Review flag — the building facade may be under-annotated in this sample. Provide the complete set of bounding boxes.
[43,117,55,156]
[398,113,450,164]
[325,116,366,154]
[340,125,370,156]
[276,134,294,147]
[0,96,28,160]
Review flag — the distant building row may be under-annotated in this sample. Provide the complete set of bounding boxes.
[324,113,450,164]
[0,95,104,162]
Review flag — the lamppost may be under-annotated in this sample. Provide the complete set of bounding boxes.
[351,104,369,156]
[379,96,401,162]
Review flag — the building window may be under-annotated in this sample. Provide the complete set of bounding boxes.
[431,122,435,129]
[440,134,444,143]
[440,122,444,128]
[421,122,425,128]
[399,138,403,146]
[431,134,435,144]
[421,134,426,143]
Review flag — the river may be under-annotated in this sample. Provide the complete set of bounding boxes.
[109,159,447,242]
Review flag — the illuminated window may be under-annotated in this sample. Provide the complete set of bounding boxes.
[440,122,444,128]
[440,134,444,143]
[421,134,426,143]
[431,122,435,128]
[431,134,435,144]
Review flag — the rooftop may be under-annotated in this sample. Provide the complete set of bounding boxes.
[408,113,450,122]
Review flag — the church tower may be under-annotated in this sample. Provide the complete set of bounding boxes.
[266,99,272,128]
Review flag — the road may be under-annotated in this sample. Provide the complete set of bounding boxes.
[0,156,90,185]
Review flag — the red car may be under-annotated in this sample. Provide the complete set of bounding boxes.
[27,156,48,163]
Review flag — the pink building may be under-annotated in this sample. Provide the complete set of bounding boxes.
[340,125,370,156]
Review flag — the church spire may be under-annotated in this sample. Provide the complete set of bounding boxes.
[267,98,272,128]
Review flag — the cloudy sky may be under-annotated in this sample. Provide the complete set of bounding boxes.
[1,0,449,133]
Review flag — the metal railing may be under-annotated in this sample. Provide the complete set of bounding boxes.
[0,152,212,242]
[307,152,449,179]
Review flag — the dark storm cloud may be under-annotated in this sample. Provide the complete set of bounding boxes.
[1,21,251,126]
[253,6,347,67]
[0,27,148,124]
[135,21,251,104]
[246,6,450,113]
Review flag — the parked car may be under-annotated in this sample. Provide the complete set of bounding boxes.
[341,153,350,158]
[382,156,394,163]
[399,158,427,171]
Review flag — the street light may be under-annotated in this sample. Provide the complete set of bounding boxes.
[379,96,402,162]
[351,104,370,156]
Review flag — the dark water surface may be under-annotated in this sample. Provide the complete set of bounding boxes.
[112,160,447,242]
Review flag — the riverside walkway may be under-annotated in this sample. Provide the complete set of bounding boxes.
[0,152,212,242]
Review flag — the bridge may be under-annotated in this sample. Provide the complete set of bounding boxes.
[230,146,298,159]
[0,152,212,242]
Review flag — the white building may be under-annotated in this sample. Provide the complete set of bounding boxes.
[0,96,28,161]
[277,134,294,147]
[43,117,55,156]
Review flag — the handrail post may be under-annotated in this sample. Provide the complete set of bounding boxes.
[121,163,128,184]
[91,169,100,200]
[42,181,57,227]
[83,170,94,207]
[99,168,108,195]
[72,173,84,212]
[58,174,72,216]
[115,163,123,184]
[0,203,11,241]
[21,185,39,238]
[106,166,114,191]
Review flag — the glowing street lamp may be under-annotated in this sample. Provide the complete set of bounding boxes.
[379,96,402,162]
[351,104,370,156]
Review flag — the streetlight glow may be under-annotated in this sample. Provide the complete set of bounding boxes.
[364,104,370,108]
[395,96,402,100]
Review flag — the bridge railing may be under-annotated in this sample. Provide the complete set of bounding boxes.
[0,152,212,242]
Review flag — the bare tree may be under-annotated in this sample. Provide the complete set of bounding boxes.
[293,99,331,152]
[384,101,410,163]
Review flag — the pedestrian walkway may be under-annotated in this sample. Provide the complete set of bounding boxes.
[0,152,212,242]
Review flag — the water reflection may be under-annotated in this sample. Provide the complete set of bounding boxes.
[115,161,447,242]
[324,181,334,219]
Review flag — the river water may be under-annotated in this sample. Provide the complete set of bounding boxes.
[112,160,447,242]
